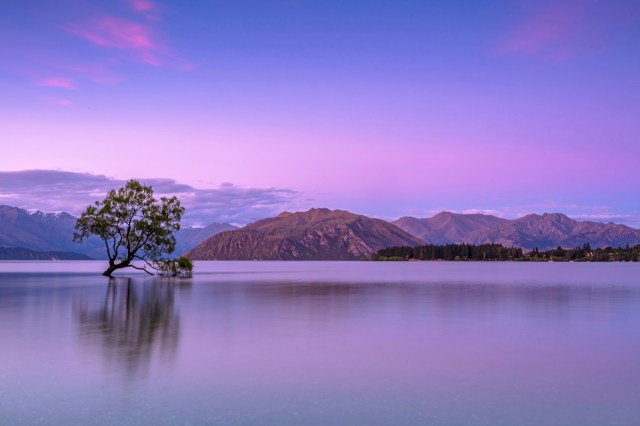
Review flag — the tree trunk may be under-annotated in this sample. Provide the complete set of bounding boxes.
[103,260,130,277]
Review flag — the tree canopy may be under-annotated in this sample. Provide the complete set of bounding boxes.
[73,180,185,276]
[372,242,640,262]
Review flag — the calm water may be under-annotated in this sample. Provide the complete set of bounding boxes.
[1,261,639,425]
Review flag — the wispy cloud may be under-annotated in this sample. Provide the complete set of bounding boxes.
[62,4,191,70]
[65,16,161,65]
[36,76,76,89]
[499,3,585,58]
[497,1,639,60]
[461,209,507,217]
[0,170,305,226]
[129,0,161,21]
[14,0,188,103]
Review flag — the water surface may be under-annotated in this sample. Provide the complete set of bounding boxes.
[1,261,639,425]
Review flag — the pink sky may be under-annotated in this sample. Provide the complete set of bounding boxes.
[0,0,638,225]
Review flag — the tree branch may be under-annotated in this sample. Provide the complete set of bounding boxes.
[132,230,154,255]
[125,206,138,256]
[129,264,154,275]
[134,255,157,271]
[104,239,113,261]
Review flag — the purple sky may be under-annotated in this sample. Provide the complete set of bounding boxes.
[1,0,639,226]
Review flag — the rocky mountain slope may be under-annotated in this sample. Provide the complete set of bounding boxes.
[187,208,424,260]
[394,212,508,244]
[393,212,640,250]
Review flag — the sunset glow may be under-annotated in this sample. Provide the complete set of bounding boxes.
[1,0,638,224]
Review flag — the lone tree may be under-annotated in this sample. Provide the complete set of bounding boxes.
[74,180,185,277]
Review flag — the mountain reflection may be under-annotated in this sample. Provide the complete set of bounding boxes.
[75,278,191,379]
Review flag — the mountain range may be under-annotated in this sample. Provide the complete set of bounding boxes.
[2,204,640,261]
[0,205,104,259]
[0,205,236,259]
[187,208,423,260]
[189,209,640,260]
[392,211,640,250]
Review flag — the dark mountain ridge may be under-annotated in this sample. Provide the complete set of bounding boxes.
[0,247,92,260]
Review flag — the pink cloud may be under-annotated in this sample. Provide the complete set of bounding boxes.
[498,1,639,60]
[66,16,161,65]
[129,0,161,20]
[36,76,76,89]
[130,0,155,13]
[500,4,585,55]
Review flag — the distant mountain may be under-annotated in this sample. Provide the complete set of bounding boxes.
[393,212,640,250]
[0,205,235,260]
[0,205,102,258]
[174,223,238,255]
[394,212,508,244]
[187,208,424,260]
[0,247,92,260]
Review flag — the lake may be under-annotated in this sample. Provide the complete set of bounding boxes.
[1,261,639,425]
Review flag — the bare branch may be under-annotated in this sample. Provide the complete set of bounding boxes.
[129,264,154,275]
[134,255,157,271]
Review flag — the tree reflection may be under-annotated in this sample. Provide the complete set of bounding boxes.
[75,277,191,379]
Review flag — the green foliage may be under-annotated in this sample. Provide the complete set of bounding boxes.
[373,243,524,261]
[177,256,193,271]
[73,180,185,276]
[372,242,640,262]
[372,255,408,261]
[153,256,193,277]
[526,243,640,262]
